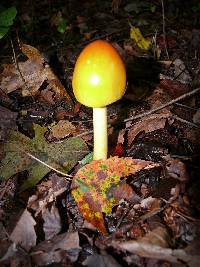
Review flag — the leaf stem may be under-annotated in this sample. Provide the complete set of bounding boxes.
[25,152,73,180]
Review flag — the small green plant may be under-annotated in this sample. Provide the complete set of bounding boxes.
[192,3,200,12]
[0,6,17,39]
[57,15,67,34]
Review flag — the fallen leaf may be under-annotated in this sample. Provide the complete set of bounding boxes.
[0,124,89,191]
[10,209,36,251]
[127,114,170,146]
[173,59,192,84]
[0,242,32,267]
[160,76,191,97]
[83,252,122,267]
[164,155,189,182]
[0,43,73,107]
[28,173,70,216]
[47,120,76,140]
[112,0,122,13]
[130,26,151,50]
[111,230,200,266]
[42,203,62,240]
[71,156,159,234]
[31,232,80,265]
[0,106,17,142]
[193,108,200,124]
[140,226,170,248]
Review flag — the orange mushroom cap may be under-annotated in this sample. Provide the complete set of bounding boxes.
[72,40,126,108]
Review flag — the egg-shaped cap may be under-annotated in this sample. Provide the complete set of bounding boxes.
[72,40,126,108]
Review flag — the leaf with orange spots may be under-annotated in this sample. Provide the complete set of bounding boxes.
[71,157,159,234]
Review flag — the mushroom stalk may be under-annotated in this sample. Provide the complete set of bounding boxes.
[93,107,107,160]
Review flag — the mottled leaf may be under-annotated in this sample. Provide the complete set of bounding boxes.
[71,157,159,234]
[0,124,89,191]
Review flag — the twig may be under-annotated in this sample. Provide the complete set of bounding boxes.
[161,0,169,59]
[10,39,28,89]
[25,152,73,180]
[72,88,200,138]
[174,103,198,111]
[171,115,200,129]
[124,87,200,122]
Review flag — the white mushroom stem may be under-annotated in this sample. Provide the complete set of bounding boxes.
[93,107,108,160]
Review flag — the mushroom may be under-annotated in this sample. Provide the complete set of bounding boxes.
[72,40,126,160]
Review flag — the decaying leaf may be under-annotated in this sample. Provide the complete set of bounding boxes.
[48,120,76,140]
[130,26,151,50]
[42,203,62,240]
[111,228,200,266]
[127,114,170,146]
[28,173,70,216]
[193,108,200,124]
[0,106,17,141]
[0,43,73,107]
[71,156,159,234]
[10,209,36,251]
[0,123,89,191]
[83,252,122,267]
[31,231,80,265]
[173,58,192,84]
[0,242,32,267]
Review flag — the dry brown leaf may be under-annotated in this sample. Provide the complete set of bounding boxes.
[83,253,122,267]
[42,203,62,240]
[164,155,189,182]
[111,226,200,265]
[0,242,32,267]
[10,209,36,251]
[0,60,44,95]
[193,108,200,124]
[0,106,17,141]
[48,120,76,140]
[28,174,70,216]
[31,232,80,265]
[127,114,170,146]
[140,226,170,248]
[20,43,45,64]
[0,43,73,107]
[112,0,122,13]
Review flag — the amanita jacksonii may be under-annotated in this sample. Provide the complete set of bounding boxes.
[72,40,126,160]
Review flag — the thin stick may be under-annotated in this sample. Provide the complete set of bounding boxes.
[161,0,169,59]
[72,88,200,139]
[25,152,73,180]
[124,87,200,122]
[10,39,27,87]
[172,115,200,129]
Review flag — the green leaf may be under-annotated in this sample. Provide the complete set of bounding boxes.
[0,6,17,27]
[0,6,17,39]
[150,4,156,13]
[0,124,89,191]
[57,16,67,34]
[0,26,9,38]
[78,152,93,165]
